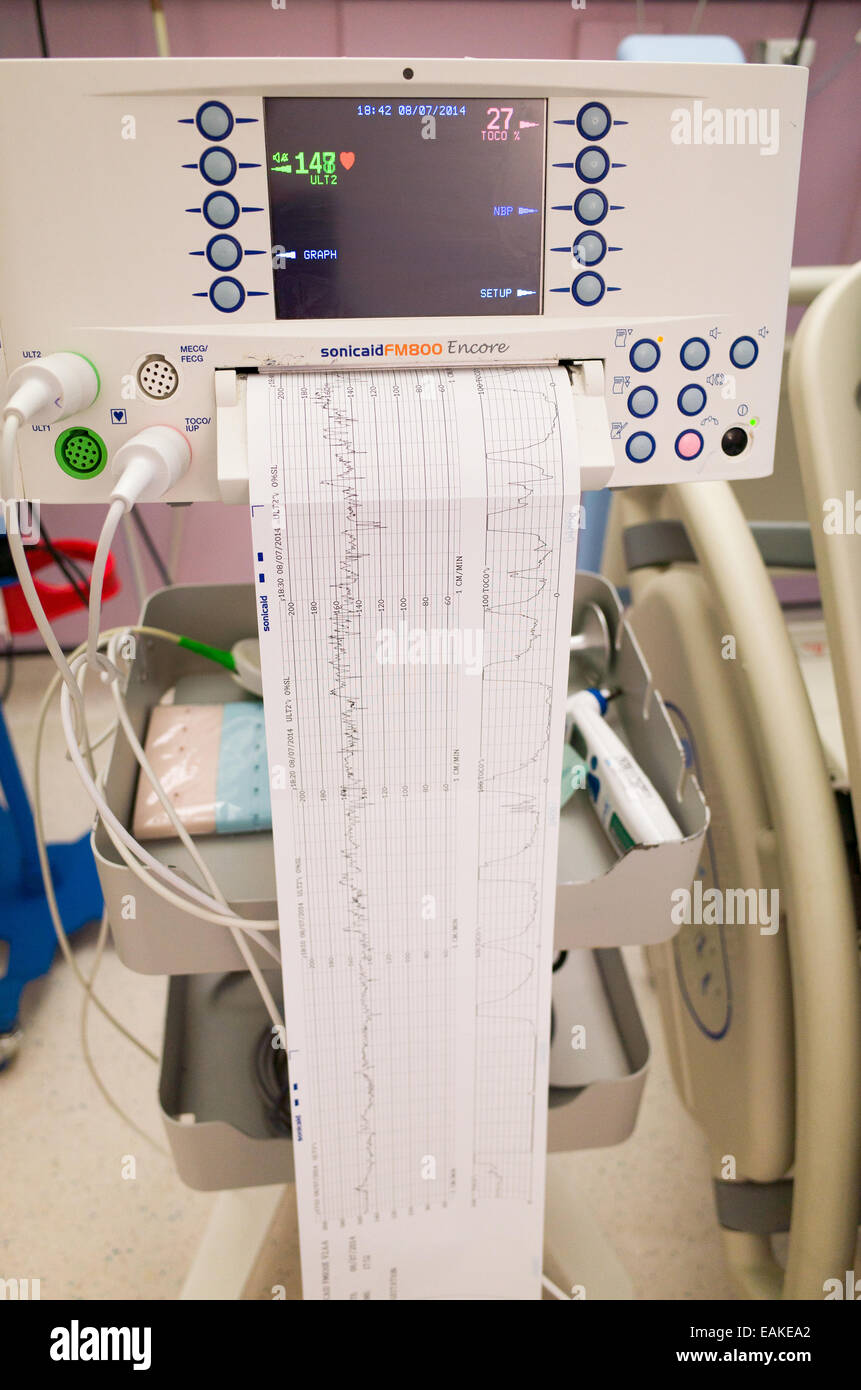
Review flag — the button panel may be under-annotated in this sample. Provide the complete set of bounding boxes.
[547,85,773,481]
[548,100,621,306]
[183,100,267,313]
[603,322,766,478]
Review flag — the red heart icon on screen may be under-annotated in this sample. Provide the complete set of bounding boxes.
[339,151,355,170]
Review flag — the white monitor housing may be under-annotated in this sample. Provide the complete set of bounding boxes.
[0,57,806,502]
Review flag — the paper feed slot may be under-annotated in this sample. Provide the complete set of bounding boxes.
[215,360,615,505]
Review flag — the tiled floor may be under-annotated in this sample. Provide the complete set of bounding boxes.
[2,655,739,1301]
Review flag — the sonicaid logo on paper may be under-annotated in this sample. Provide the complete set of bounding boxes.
[670,100,780,156]
[50,1321,151,1372]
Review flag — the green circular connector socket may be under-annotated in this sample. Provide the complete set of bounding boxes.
[55,426,108,480]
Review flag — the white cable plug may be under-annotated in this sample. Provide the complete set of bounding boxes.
[3,351,100,431]
[108,425,191,509]
[81,428,190,667]
[82,426,191,669]
[1,352,100,720]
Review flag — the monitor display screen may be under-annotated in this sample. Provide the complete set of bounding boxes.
[263,97,546,319]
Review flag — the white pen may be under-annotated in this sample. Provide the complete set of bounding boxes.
[566,687,683,853]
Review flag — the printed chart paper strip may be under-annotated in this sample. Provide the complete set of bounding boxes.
[248,365,579,1299]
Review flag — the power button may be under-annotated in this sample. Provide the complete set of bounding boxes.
[721,427,749,457]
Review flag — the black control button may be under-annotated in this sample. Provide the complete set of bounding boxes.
[721,427,749,457]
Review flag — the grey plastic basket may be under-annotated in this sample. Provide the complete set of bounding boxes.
[159,948,648,1190]
[94,576,707,976]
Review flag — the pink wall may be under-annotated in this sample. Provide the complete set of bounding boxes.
[3,0,859,646]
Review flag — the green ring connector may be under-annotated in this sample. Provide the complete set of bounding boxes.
[63,350,101,400]
[55,426,108,480]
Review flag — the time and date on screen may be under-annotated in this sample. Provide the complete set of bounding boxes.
[263,98,547,319]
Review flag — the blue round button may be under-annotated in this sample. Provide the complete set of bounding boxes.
[206,234,242,271]
[577,102,611,141]
[574,190,608,225]
[196,101,233,141]
[200,147,237,186]
[572,272,605,305]
[629,338,661,372]
[730,336,759,368]
[678,385,707,416]
[626,432,656,463]
[573,231,606,266]
[680,337,710,370]
[575,147,609,183]
[203,191,239,228]
[209,276,245,312]
[629,387,658,418]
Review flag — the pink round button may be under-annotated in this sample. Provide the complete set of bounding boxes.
[676,430,703,460]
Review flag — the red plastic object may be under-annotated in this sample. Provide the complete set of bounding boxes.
[2,538,120,633]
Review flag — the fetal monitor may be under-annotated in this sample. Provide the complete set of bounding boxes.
[0,57,805,500]
[0,56,807,1301]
